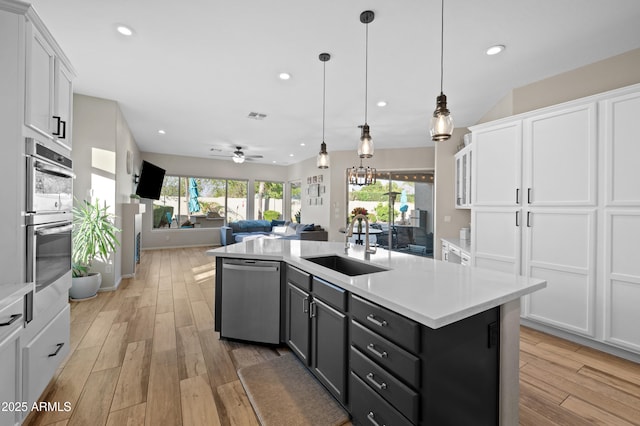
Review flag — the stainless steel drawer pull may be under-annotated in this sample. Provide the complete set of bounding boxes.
[366,343,388,359]
[0,313,22,327]
[366,314,388,327]
[48,343,64,357]
[367,411,384,426]
[366,372,387,390]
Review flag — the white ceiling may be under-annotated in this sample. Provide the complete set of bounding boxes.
[29,0,640,165]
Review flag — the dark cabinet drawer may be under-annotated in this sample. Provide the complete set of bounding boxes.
[312,276,346,311]
[286,264,311,292]
[351,346,419,424]
[350,294,420,353]
[350,372,414,426]
[351,320,420,388]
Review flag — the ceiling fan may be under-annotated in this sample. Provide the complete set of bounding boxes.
[209,146,263,164]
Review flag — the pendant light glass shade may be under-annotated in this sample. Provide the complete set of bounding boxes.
[347,158,376,186]
[317,53,331,169]
[358,124,374,158]
[430,93,454,141]
[232,154,245,164]
[317,141,330,168]
[430,0,454,142]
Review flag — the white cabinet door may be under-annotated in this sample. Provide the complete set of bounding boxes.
[472,208,522,275]
[23,304,70,406]
[25,23,55,138]
[602,91,640,207]
[472,122,522,206]
[0,326,21,426]
[604,211,640,352]
[523,210,596,335]
[524,104,597,206]
[54,60,73,148]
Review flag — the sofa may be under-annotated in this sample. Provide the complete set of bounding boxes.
[220,220,328,245]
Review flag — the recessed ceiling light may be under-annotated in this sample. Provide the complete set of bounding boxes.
[116,25,134,36]
[158,130,166,135]
[377,101,387,107]
[289,153,294,157]
[486,45,505,56]
[300,143,305,146]
[279,72,291,80]
[272,160,277,163]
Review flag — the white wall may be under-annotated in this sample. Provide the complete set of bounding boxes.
[73,94,141,290]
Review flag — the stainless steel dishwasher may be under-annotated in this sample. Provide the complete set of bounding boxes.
[220,258,281,344]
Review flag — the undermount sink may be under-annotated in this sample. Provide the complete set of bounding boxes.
[303,255,388,276]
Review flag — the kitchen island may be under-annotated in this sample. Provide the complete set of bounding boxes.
[208,239,545,425]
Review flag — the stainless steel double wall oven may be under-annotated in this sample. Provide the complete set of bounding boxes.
[25,138,74,321]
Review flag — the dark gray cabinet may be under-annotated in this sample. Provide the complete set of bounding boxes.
[285,267,347,405]
[286,281,311,363]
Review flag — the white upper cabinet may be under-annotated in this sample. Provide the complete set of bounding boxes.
[472,121,522,206]
[523,103,598,206]
[25,23,55,138]
[25,19,74,149]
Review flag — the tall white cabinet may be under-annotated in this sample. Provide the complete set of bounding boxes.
[470,84,640,357]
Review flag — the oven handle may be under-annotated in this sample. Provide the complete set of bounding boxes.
[36,224,73,236]
[35,160,75,179]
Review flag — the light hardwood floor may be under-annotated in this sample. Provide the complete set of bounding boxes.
[23,247,640,426]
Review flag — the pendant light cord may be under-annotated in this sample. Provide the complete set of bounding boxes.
[322,60,326,142]
[364,20,369,123]
[440,0,444,94]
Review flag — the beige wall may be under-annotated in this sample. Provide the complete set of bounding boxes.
[434,129,471,259]
[73,94,141,290]
[479,47,640,122]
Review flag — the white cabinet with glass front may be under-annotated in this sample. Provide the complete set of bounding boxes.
[454,143,472,208]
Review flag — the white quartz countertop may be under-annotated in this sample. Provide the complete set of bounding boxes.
[208,240,546,329]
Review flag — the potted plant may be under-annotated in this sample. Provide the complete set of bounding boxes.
[70,199,121,300]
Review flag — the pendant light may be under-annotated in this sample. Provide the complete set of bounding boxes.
[317,53,331,169]
[358,10,375,158]
[348,158,376,186]
[430,0,454,142]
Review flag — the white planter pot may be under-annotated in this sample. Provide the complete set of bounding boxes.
[70,272,102,300]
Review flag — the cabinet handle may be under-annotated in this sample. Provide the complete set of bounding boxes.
[366,343,388,359]
[309,301,316,318]
[302,297,309,314]
[366,411,382,426]
[527,188,532,204]
[366,372,387,390]
[366,314,387,328]
[59,120,66,139]
[527,212,532,227]
[48,343,64,357]
[515,211,520,227]
[52,116,61,136]
[516,188,520,204]
[0,313,22,327]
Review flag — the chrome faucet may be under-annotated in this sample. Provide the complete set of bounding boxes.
[345,214,377,260]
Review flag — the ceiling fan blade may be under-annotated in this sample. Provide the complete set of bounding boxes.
[245,155,263,159]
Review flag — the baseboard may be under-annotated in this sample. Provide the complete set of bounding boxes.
[98,276,122,293]
[521,318,640,364]
[141,244,219,251]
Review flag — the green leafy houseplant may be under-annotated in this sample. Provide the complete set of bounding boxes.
[72,199,121,277]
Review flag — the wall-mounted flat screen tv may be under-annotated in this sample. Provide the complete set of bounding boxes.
[135,160,165,200]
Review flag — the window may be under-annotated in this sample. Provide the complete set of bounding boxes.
[254,180,284,221]
[152,176,247,229]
